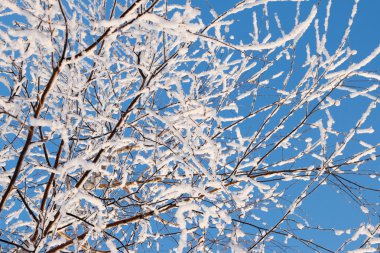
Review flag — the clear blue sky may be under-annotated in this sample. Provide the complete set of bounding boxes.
[0,0,379,252]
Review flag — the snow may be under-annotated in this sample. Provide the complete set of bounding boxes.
[241,5,317,51]
[0,1,378,252]
[348,248,377,253]
[357,127,375,134]
[326,45,380,79]
[360,206,369,214]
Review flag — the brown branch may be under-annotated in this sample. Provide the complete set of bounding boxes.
[0,0,69,215]
[40,140,64,212]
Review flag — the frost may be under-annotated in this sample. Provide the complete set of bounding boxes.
[357,127,375,134]
[106,240,118,253]
[222,102,239,113]
[369,238,380,244]
[326,45,380,79]
[0,1,378,252]
[347,248,377,253]
[360,206,369,214]
[305,138,312,143]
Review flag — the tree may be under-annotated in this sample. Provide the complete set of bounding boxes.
[0,0,379,252]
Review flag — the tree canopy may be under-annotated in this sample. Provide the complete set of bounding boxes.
[0,0,379,252]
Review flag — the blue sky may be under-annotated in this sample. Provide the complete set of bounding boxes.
[193,0,380,251]
[0,0,379,252]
